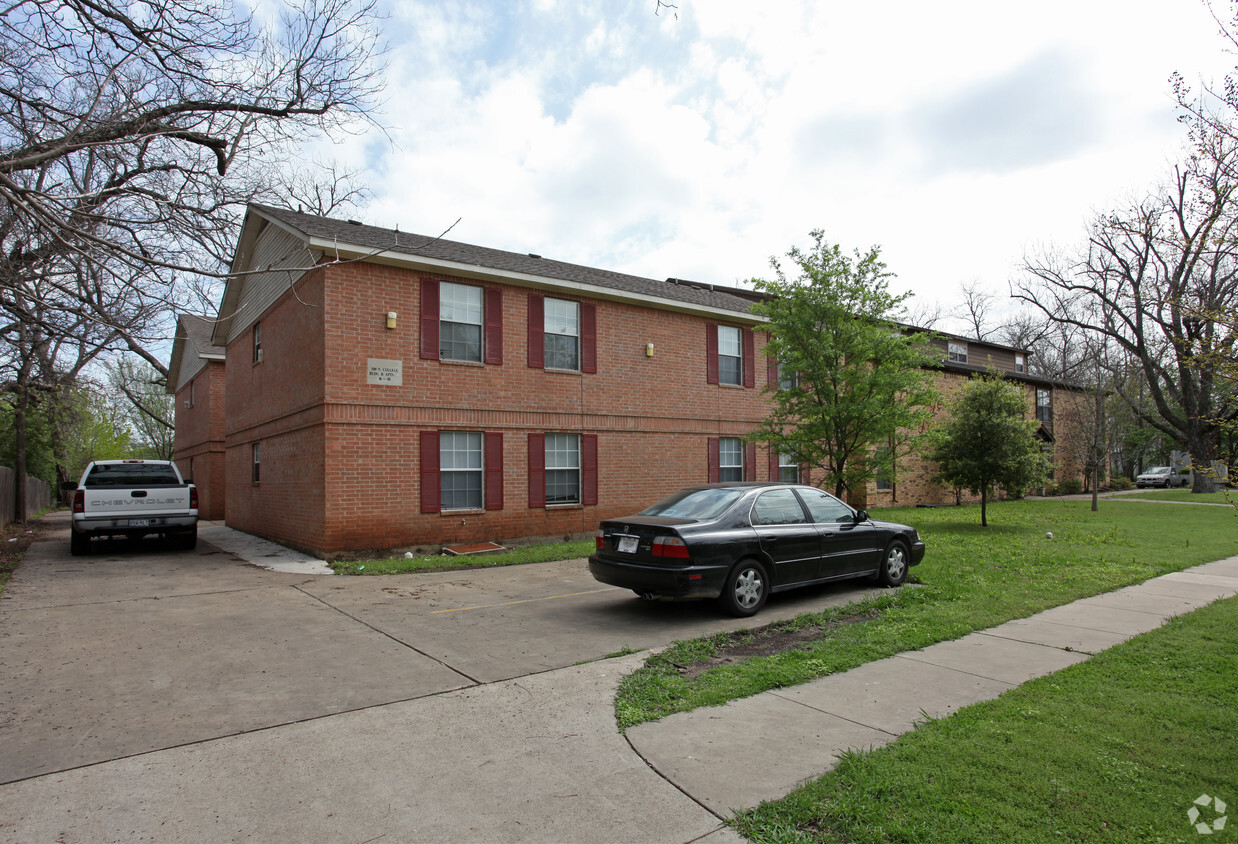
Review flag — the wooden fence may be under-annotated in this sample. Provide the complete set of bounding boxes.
[0,466,53,528]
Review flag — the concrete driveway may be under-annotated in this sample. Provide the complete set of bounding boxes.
[0,512,886,842]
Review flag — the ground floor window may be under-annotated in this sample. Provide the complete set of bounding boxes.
[719,437,743,482]
[251,443,260,484]
[440,432,483,510]
[545,433,581,504]
[778,451,799,483]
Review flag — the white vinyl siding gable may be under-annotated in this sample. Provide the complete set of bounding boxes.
[220,225,316,346]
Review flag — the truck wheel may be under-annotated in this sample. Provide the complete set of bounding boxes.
[176,526,197,551]
[70,530,89,556]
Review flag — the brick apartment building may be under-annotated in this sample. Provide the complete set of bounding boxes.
[167,203,1084,556]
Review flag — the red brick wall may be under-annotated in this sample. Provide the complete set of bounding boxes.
[172,360,227,520]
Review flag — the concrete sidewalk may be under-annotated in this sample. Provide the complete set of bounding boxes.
[627,556,1238,817]
[198,520,334,575]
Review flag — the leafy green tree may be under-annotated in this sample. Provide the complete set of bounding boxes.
[928,374,1049,526]
[748,231,941,499]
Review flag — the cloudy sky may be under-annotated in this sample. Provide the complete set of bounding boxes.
[329,0,1237,328]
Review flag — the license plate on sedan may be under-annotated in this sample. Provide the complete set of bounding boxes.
[128,519,150,528]
[617,536,638,554]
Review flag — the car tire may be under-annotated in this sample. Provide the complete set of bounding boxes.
[70,529,89,556]
[176,526,198,551]
[878,540,910,587]
[718,559,768,617]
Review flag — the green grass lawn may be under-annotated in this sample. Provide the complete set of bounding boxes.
[730,594,1238,843]
[329,539,594,574]
[614,499,1238,730]
[1119,489,1237,506]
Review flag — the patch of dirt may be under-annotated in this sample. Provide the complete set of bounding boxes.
[674,608,881,680]
[0,518,50,594]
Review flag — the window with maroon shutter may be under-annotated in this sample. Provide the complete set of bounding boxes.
[420,431,440,512]
[582,434,598,505]
[528,433,545,507]
[527,294,544,368]
[485,288,503,365]
[707,437,721,483]
[744,443,756,481]
[420,280,439,360]
[767,346,779,387]
[485,432,504,510]
[769,448,779,481]
[718,325,742,385]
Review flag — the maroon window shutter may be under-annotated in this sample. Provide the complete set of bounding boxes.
[581,302,597,374]
[743,328,755,388]
[420,280,440,360]
[707,437,721,483]
[800,465,811,485]
[769,448,780,481]
[706,324,719,384]
[528,433,545,507]
[767,341,779,387]
[485,432,504,511]
[420,431,440,513]
[485,288,503,365]
[582,434,598,505]
[527,294,544,368]
[744,443,757,481]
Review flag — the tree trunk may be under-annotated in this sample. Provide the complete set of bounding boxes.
[1186,435,1220,493]
[980,487,988,527]
[14,382,28,524]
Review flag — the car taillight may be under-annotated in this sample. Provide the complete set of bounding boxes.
[652,536,690,559]
[72,490,84,514]
[595,529,604,551]
[190,487,199,509]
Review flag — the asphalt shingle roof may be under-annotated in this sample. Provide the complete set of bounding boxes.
[250,203,761,317]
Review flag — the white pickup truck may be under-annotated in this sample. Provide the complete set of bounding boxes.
[63,459,198,555]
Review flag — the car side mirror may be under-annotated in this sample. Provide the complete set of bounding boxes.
[854,510,869,523]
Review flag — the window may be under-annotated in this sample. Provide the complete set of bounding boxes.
[545,434,581,505]
[778,362,797,390]
[718,326,742,385]
[544,298,580,370]
[874,444,893,491]
[1036,388,1052,426]
[719,437,743,482]
[948,341,967,364]
[251,443,260,484]
[778,452,800,484]
[253,322,262,363]
[440,432,483,510]
[797,487,854,523]
[752,489,808,525]
[1014,353,1026,374]
[439,281,484,362]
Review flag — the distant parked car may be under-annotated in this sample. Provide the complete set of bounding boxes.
[588,482,925,617]
[1135,466,1188,488]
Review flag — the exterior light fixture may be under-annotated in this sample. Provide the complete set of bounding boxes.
[646,343,655,358]
[386,311,398,330]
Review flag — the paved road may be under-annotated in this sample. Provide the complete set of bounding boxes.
[0,512,886,842]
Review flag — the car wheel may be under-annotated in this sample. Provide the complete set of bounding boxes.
[878,541,909,587]
[70,530,89,556]
[718,559,768,617]
[176,526,198,551]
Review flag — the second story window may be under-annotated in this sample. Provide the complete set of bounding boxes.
[1036,388,1052,427]
[440,282,483,362]
[253,321,263,363]
[948,341,968,364]
[1015,353,1026,373]
[544,298,580,370]
[718,326,742,385]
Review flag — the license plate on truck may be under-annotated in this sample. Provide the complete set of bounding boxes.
[618,536,638,553]
[128,519,150,528]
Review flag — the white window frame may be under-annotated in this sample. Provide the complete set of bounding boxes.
[719,437,743,482]
[718,326,742,385]
[440,281,484,362]
[1014,353,1026,373]
[948,341,968,364]
[545,433,581,505]
[778,451,799,483]
[251,443,260,484]
[440,431,484,511]
[544,298,581,371]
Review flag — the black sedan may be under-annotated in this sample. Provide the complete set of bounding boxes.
[588,483,925,617]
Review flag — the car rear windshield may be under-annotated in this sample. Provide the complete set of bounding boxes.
[84,464,180,487]
[640,488,746,520]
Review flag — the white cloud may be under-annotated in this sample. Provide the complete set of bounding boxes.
[316,0,1238,332]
